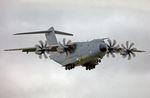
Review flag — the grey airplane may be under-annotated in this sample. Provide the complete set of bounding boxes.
[5,27,145,70]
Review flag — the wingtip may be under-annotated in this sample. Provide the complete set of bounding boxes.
[134,50,146,52]
[139,50,146,52]
[70,34,74,36]
[13,33,22,35]
[4,49,13,51]
[69,33,74,36]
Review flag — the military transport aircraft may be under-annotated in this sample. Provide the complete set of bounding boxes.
[5,27,145,70]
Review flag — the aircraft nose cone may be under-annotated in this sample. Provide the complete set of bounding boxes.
[99,44,107,52]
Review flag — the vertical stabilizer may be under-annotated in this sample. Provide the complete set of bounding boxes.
[45,27,58,45]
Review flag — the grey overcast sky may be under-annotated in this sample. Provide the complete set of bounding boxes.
[0,0,150,98]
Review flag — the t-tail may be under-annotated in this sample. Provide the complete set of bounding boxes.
[14,27,73,46]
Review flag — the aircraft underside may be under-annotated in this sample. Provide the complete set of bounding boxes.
[64,58,101,70]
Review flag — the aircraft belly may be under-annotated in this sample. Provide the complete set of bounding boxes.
[49,52,66,65]
[49,41,106,66]
[49,52,78,66]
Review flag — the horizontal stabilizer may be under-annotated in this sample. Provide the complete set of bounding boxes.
[14,30,73,36]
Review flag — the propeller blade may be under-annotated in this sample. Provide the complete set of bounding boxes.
[43,53,48,59]
[107,39,112,46]
[128,53,131,60]
[112,40,116,47]
[131,52,136,58]
[121,44,126,49]
[131,48,137,50]
[129,42,134,49]
[59,42,64,47]
[39,40,44,48]
[126,41,129,49]
[35,44,40,48]
[67,40,72,45]
[45,40,48,47]
[63,38,66,46]
[111,53,115,58]
[115,44,120,49]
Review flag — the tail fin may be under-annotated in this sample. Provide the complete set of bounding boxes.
[46,27,57,45]
[14,27,73,45]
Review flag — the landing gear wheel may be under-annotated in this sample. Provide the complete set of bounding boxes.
[65,64,75,70]
[85,65,95,70]
[86,66,89,70]
[65,66,67,70]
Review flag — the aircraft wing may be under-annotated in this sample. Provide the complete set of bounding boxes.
[4,47,36,53]
[4,45,59,53]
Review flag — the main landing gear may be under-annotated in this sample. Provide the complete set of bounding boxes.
[85,64,96,70]
[65,64,75,70]
[82,63,96,70]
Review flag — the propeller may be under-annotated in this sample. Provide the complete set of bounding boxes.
[35,40,48,59]
[121,41,145,60]
[106,39,119,58]
[59,38,74,55]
